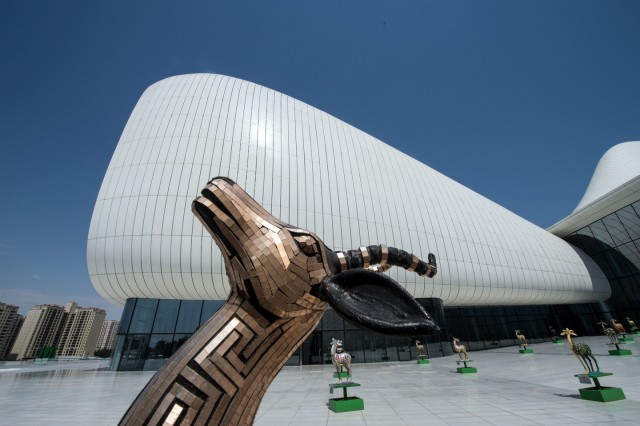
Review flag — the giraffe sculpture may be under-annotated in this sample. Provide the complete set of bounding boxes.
[597,320,619,344]
[119,177,439,426]
[416,340,426,357]
[561,328,600,374]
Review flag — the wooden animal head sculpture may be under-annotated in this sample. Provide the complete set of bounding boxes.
[120,177,439,426]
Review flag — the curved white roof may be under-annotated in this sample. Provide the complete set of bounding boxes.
[574,142,640,212]
[549,142,640,237]
[87,74,610,306]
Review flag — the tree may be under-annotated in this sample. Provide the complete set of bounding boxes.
[94,348,112,358]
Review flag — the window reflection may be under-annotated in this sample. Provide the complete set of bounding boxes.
[617,206,640,240]
[128,299,158,333]
[603,214,631,246]
[152,300,180,333]
[176,300,202,333]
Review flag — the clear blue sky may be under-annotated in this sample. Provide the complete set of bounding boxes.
[1,1,639,320]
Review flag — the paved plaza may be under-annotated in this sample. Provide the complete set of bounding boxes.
[1,335,640,425]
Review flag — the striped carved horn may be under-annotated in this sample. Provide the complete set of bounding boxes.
[334,244,437,277]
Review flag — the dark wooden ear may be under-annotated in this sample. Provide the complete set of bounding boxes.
[317,269,440,336]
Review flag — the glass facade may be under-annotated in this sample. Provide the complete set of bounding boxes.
[110,200,640,371]
[110,298,450,371]
[564,200,640,320]
[110,299,224,371]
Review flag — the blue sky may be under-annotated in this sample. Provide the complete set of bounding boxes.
[1,1,639,320]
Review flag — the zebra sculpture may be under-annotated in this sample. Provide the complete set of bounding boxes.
[119,177,440,426]
[597,320,619,344]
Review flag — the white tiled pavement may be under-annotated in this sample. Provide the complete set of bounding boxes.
[1,335,640,425]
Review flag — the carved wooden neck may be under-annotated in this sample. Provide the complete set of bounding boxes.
[119,294,324,426]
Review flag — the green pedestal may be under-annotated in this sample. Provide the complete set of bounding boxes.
[552,339,563,344]
[333,371,350,378]
[417,358,430,364]
[578,387,626,402]
[519,348,534,354]
[457,367,477,374]
[618,337,634,343]
[609,349,632,356]
[328,382,363,413]
[328,396,365,412]
[574,372,625,402]
[631,330,640,335]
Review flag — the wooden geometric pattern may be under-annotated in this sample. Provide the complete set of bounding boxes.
[120,177,435,425]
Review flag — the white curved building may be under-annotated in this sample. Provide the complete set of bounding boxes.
[573,142,640,213]
[87,73,610,310]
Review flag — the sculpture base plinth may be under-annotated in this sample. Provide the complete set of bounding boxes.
[328,382,363,412]
[457,367,477,374]
[333,371,350,378]
[578,387,626,402]
[417,358,430,364]
[328,396,364,412]
[608,349,632,356]
[618,337,634,343]
[519,348,534,354]
[552,338,563,344]
[574,372,624,402]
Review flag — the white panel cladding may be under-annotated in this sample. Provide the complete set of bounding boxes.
[88,73,610,306]
[574,141,640,212]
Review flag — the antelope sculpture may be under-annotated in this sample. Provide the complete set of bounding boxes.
[120,177,439,426]
[561,328,600,374]
[330,338,352,383]
[597,320,619,344]
[611,319,627,334]
[515,330,527,347]
[452,337,468,361]
[626,317,638,332]
[416,340,426,357]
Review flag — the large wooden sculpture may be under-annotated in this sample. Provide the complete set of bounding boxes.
[120,177,439,425]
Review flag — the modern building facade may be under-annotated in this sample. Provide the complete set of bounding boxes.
[0,302,23,360]
[96,320,120,351]
[56,302,106,358]
[10,304,66,360]
[87,74,634,371]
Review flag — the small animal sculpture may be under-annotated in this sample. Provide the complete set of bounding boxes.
[515,330,528,347]
[561,328,600,374]
[611,319,627,334]
[597,320,619,344]
[416,340,426,357]
[452,337,468,361]
[330,338,352,383]
[626,317,638,332]
[120,177,440,426]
